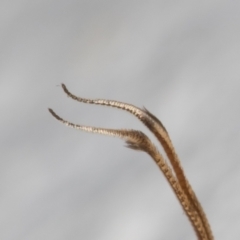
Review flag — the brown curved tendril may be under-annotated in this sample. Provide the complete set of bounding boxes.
[48,84,214,240]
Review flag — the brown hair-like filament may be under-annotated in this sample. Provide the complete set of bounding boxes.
[49,84,214,240]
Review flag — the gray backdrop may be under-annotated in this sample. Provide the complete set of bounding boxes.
[1,1,240,239]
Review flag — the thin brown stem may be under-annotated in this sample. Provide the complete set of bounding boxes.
[49,84,214,239]
[60,84,213,240]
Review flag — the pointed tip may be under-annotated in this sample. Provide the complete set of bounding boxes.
[61,83,66,91]
[48,108,61,121]
[48,108,55,117]
[61,83,71,96]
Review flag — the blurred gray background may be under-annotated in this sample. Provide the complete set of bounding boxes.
[1,1,240,239]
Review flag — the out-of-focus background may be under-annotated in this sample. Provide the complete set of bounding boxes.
[1,1,240,239]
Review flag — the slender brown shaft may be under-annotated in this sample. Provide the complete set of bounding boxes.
[60,84,213,240]
[49,84,214,239]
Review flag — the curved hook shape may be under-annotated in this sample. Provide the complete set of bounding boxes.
[48,84,214,240]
